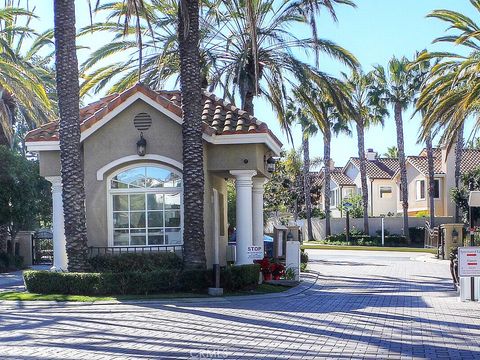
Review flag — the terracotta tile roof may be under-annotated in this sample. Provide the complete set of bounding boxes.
[25,83,282,147]
[412,147,480,175]
[349,157,399,179]
[311,167,355,187]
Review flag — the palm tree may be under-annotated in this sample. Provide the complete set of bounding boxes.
[177,0,208,269]
[343,69,388,234]
[372,57,417,242]
[285,99,318,241]
[383,146,398,158]
[81,0,358,118]
[0,6,55,147]
[53,0,90,272]
[295,81,351,237]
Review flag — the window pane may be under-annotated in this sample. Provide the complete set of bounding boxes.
[147,194,164,210]
[130,194,145,210]
[434,180,440,198]
[130,212,146,228]
[148,211,164,227]
[380,187,392,199]
[111,180,128,189]
[131,229,146,245]
[165,228,181,244]
[114,230,129,246]
[113,195,128,211]
[113,167,145,188]
[148,229,164,245]
[165,210,181,227]
[165,193,181,209]
[113,212,129,228]
[421,181,425,199]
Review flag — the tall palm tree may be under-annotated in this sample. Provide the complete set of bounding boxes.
[295,81,351,237]
[0,6,55,146]
[343,69,388,234]
[178,0,207,269]
[372,57,417,242]
[53,0,90,272]
[285,99,318,241]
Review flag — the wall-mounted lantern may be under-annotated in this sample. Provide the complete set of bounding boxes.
[266,156,276,173]
[452,228,459,243]
[136,132,147,156]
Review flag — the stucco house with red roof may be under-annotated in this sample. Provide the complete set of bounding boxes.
[25,84,282,270]
[394,146,480,217]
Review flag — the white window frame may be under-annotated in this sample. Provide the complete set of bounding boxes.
[416,180,426,201]
[330,189,337,207]
[106,163,183,247]
[379,186,393,199]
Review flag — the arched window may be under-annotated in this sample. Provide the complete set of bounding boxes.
[108,165,182,247]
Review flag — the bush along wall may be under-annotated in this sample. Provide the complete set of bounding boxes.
[322,234,409,247]
[23,262,261,296]
[0,253,23,273]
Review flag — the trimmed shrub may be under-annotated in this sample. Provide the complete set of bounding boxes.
[24,264,261,296]
[0,253,24,273]
[88,252,182,272]
[23,270,180,295]
[221,264,260,291]
[322,234,409,247]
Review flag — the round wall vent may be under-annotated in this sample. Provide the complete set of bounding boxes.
[133,112,152,131]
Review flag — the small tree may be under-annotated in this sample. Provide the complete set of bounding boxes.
[339,194,364,218]
[0,146,51,253]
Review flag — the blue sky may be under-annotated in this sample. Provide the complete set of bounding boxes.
[31,0,473,167]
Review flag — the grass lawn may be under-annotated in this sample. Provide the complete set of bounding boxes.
[301,243,437,254]
[0,284,290,302]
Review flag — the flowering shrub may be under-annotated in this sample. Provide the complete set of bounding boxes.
[257,257,272,275]
[270,262,285,279]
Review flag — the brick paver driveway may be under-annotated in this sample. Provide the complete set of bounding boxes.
[1,249,479,359]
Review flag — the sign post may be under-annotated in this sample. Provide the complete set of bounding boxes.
[344,202,353,243]
[458,246,480,301]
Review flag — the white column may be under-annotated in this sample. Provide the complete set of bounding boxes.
[252,178,266,247]
[230,170,257,265]
[46,176,68,271]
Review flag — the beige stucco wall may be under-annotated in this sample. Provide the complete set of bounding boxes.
[207,143,271,177]
[83,100,183,247]
[396,164,446,216]
[371,179,398,216]
[38,151,61,177]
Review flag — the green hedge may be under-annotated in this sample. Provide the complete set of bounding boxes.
[221,264,260,290]
[323,234,409,247]
[23,264,261,296]
[88,252,182,272]
[0,253,23,273]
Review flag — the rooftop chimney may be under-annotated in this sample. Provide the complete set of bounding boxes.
[366,148,377,161]
[329,159,335,171]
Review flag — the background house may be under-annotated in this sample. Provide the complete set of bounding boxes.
[395,146,480,217]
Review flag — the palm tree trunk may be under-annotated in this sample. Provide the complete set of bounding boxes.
[356,122,369,235]
[0,224,8,253]
[243,91,254,115]
[394,102,410,242]
[302,134,314,241]
[426,132,435,229]
[54,0,89,272]
[454,123,464,223]
[178,0,207,270]
[323,129,332,238]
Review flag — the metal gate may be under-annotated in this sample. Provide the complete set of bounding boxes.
[32,229,53,265]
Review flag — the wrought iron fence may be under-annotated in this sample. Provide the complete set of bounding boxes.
[88,245,183,257]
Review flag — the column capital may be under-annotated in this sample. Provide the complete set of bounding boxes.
[252,177,267,191]
[230,170,257,179]
[45,176,62,193]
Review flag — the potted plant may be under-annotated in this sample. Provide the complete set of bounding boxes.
[258,257,272,281]
[270,262,285,280]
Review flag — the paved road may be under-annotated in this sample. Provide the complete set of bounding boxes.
[0,250,479,359]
